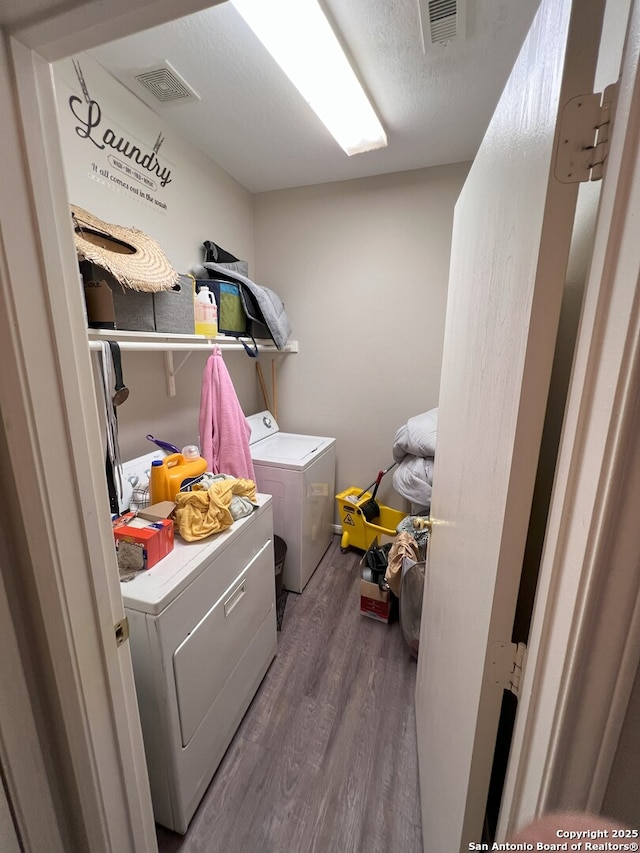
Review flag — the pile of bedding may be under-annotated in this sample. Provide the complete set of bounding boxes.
[392,408,438,512]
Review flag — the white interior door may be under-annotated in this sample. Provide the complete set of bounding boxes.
[415,0,607,850]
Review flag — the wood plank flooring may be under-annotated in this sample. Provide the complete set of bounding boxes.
[156,536,423,853]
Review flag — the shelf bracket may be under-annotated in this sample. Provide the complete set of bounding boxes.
[164,351,193,397]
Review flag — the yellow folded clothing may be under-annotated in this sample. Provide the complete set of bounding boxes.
[174,478,257,542]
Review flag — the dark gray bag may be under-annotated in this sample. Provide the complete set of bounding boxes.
[201,261,292,350]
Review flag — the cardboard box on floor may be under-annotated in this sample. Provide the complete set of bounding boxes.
[360,579,392,623]
[359,533,396,623]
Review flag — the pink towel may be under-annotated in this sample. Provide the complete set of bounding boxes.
[199,349,256,482]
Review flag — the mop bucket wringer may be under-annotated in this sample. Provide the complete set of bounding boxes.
[335,487,406,552]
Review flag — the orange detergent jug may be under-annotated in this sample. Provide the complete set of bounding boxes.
[149,448,208,504]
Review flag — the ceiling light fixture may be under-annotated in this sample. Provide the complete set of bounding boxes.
[231,0,387,156]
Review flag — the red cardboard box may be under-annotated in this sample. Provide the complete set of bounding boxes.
[113,512,174,572]
[360,579,392,623]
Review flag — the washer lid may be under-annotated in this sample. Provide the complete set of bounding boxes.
[250,432,335,468]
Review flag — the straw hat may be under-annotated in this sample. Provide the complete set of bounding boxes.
[71,204,178,293]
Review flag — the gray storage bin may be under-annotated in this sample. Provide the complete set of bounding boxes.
[154,274,195,335]
[81,261,155,332]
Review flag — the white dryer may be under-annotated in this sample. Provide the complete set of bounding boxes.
[247,411,336,593]
[119,454,277,834]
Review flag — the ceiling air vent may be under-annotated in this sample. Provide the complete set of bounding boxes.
[132,61,200,105]
[418,0,466,48]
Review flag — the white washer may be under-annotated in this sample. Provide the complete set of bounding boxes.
[247,411,336,593]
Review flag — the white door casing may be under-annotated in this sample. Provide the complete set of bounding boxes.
[415,0,607,850]
[0,36,157,853]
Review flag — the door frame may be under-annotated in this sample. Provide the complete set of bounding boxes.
[0,3,219,851]
[0,34,158,853]
[1,0,638,849]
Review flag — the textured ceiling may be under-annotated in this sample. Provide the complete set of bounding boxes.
[0,0,71,27]
[85,1,539,192]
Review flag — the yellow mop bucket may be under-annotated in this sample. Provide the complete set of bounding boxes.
[335,486,406,552]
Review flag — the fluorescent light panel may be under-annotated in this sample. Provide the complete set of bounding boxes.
[231,0,387,156]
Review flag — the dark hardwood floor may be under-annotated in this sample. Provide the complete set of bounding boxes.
[157,535,423,853]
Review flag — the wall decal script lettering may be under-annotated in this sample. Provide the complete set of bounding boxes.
[69,95,173,188]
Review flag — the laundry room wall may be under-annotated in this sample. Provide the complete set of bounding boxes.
[252,163,469,510]
[52,52,470,512]
[53,53,261,460]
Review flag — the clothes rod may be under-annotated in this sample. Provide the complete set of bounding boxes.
[88,340,297,353]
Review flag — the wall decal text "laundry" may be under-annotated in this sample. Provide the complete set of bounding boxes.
[68,96,173,188]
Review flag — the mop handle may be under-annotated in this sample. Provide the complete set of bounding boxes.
[355,462,397,500]
[370,470,385,501]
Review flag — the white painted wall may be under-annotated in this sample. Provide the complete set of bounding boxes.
[53,51,469,506]
[53,54,260,460]
[253,164,469,510]
[54,53,252,278]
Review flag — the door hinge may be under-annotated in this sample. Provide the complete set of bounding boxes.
[555,81,618,183]
[488,641,527,699]
[114,616,130,647]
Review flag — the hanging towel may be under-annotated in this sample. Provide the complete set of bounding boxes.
[199,348,256,481]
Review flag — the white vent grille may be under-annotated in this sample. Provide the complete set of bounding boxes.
[133,61,199,105]
[418,0,466,48]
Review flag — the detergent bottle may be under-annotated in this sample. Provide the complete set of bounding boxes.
[194,286,218,337]
[149,451,208,504]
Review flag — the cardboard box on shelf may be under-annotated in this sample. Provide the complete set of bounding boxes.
[137,501,176,522]
[112,512,174,572]
[360,579,392,623]
[81,261,155,332]
[81,264,195,335]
